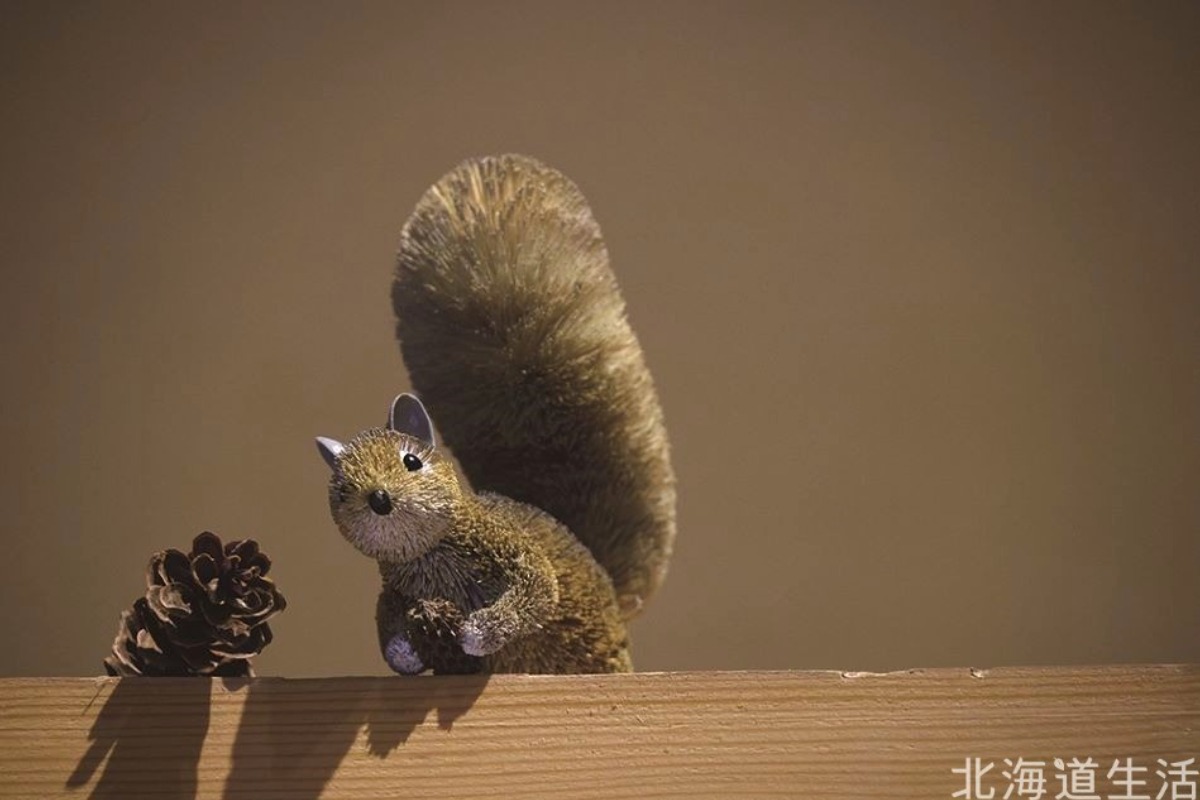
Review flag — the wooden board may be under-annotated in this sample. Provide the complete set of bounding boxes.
[0,666,1196,799]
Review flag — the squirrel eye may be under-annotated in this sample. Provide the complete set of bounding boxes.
[402,453,423,472]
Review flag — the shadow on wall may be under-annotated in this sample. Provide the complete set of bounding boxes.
[65,676,490,800]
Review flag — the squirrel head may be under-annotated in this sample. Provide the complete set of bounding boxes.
[316,394,461,563]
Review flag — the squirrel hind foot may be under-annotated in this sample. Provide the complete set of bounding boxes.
[383,633,425,675]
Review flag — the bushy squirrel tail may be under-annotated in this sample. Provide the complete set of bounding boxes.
[392,154,676,618]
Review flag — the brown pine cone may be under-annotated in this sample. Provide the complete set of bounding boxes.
[105,532,286,677]
[406,598,483,675]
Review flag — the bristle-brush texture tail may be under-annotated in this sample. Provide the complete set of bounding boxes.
[392,154,676,617]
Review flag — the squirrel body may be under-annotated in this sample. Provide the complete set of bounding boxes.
[317,155,674,674]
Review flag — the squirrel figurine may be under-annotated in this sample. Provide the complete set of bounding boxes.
[316,154,676,674]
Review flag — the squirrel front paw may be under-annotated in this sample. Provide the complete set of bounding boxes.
[459,609,517,657]
[383,633,425,675]
[459,620,498,657]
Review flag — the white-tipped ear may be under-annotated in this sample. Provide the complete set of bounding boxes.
[315,436,345,469]
[388,393,436,446]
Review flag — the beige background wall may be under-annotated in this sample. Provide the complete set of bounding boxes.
[1,2,1196,677]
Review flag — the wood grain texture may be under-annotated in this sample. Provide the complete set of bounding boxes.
[0,666,1196,799]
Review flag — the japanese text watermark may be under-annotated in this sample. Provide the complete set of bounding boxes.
[951,757,1197,800]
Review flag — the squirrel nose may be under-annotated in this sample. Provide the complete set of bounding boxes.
[367,489,393,515]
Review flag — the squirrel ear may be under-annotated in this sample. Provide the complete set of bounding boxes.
[315,436,345,469]
[388,393,437,446]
